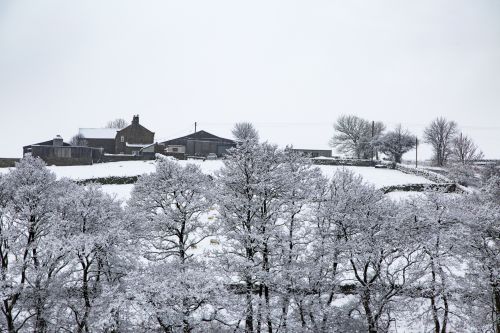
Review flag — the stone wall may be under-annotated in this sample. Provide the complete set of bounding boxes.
[394,164,450,183]
[102,154,155,163]
[311,158,376,167]
[0,158,20,168]
[380,183,463,194]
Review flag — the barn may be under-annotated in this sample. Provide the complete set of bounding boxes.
[161,130,236,158]
[23,135,103,166]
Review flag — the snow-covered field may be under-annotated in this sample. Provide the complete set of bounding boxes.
[50,160,435,203]
[2,159,436,204]
[0,159,433,183]
[316,165,434,187]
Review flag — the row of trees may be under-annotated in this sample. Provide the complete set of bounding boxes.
[1,146,498,332]
[330,115,484,166]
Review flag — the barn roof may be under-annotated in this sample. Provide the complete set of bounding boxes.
[23,139,71,150]
[161,130,236,146]
[79,128,117,139]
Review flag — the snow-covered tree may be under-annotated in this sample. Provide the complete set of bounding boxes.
[405,193,466,332]
[215,140,296,332]
[272,149,324,332]
[424,117,458,166]
[322,170,423,332]
[127,159,218,332]
[375,125,416,163]
[330,115,385,159]
[452,182,500,333]
[450,132,484,164]
[0,157,69,332]
[232,122,259,143]
[55,184,128,332]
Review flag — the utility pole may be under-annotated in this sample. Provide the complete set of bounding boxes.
[194,122,197,156]
[415,137,418,168]
[371,120,375,161]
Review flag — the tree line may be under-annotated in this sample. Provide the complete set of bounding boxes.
[330,115,484,165]
[1,142,499,332]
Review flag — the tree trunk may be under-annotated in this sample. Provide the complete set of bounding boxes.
[256,284,263,333]
[3,300,15,333]
[441,294,449,333]
[361,288,377,333]
[492,281,500,333]
[245,274,254,333]
[32,245,47,333]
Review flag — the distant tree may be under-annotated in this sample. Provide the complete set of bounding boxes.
[424,117,458,166]
[375,125,416,163]
[69,133,88,146]
[330,115,385,159]
[232,122,259,142]
[370,121,386,159]
[451,132,484,164]
[105,118,128,129]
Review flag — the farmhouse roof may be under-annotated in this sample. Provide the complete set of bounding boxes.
[79,128,118,139]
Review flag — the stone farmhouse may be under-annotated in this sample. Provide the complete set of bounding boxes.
[80,115,154,155]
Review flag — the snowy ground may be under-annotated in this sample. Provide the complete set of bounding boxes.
[2,159,436,204]
[316,165,434,187]
[72,160,436,203]
[101,184,135,204]
[1,159,434,183]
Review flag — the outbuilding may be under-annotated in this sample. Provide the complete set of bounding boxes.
[161,130,236,158]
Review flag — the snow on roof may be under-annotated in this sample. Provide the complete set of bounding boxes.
[139,143,156,150]
[79,128,117,139]
[125,142,150,148]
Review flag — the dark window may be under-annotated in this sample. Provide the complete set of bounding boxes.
[173,147,178,152]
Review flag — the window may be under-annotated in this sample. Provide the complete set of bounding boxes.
[173,147,178,152]
[121,136,125,142]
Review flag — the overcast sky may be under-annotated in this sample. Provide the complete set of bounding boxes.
[0,0,499,159]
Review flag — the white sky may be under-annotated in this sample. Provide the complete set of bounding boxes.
[0,0,499,159]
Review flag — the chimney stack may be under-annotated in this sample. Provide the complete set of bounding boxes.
[132,115,139,125]
[53,135,63,146]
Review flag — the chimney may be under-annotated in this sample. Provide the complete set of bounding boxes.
[132,115,139,125]
[53,135,63,146]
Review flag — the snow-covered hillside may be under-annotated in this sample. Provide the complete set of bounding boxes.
[0,159,433,185]
[2,159,435,203]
